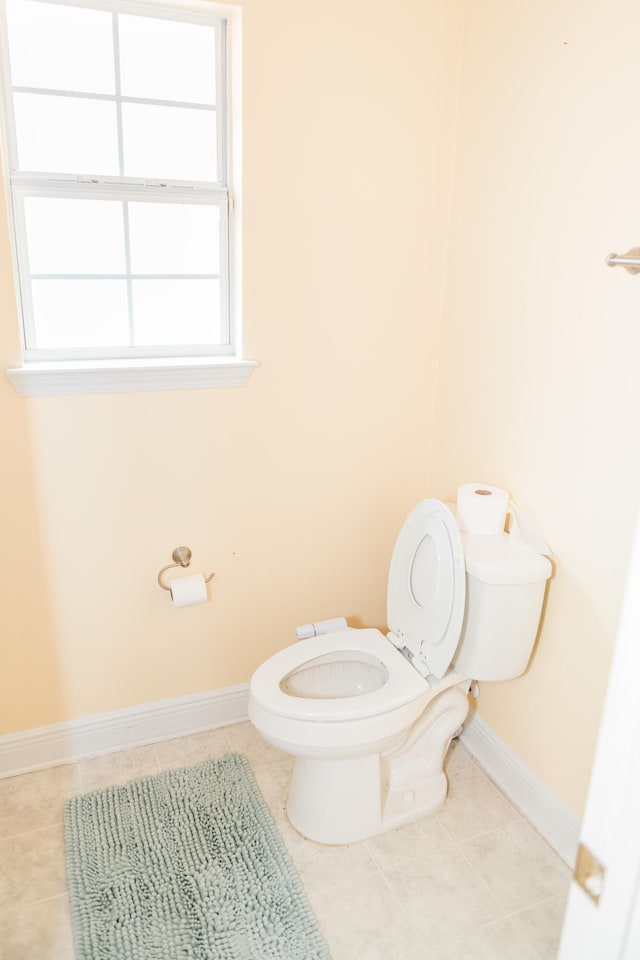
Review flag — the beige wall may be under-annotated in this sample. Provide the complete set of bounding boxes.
[432,0,640,816]
[0,2,464,731]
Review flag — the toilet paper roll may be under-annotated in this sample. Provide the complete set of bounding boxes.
[169,574,208,608]
[456,483,510,535]
[295,617,347,640]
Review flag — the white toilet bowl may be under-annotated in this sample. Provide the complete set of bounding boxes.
[250,629,431,757]
[249,498,551,844]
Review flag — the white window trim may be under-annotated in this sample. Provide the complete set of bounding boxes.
[6,356,258,395]
[1,0,257,395]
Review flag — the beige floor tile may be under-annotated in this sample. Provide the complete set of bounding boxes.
[510,891,569,959]
[78,743,159,792]
[437,764,521,842]
[384,845,505,949]
[0,825,66,913]
[251,757,294,824]
[308,872,421,960]
[0,896,74,960]
[278,820,377,896]
[419,916,539,960]
[0,765,81,839]
[154,728,230,772]
[224,721,289,769]
[443,738,475,776]
[459,820,571,913]
[365,813,452,869]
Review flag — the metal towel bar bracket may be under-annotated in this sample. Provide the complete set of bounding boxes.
[606,246,640,275]
[157,546,215,591]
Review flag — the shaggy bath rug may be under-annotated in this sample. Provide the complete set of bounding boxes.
[65,753,330,960]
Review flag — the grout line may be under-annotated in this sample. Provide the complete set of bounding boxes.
[296,865,382,903]
[453,825,571,928]
[445,816,523,846]
[504,884,571,942]
[404,914,520,958]
[286,844,380,900]
[434,811,458,846]
[362,833,388,871]
[454,837,512,917]
[367,820,516,876]
[379,845,510,951]
[448,759,525,819]
[0,821,65,844]
[365,828,459,873]
[415,894,568,960]
[151,742,161,775]
[221,725,234,754]
[508,889,569,918]
[377,866,427,956]
[77,758,86,795]
[0,892,68,919]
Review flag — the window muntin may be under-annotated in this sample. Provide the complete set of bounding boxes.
[2,0,230,362]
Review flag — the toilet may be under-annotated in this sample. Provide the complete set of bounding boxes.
[249,498,551,845]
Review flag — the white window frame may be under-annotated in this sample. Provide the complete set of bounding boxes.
[0,0,256,395]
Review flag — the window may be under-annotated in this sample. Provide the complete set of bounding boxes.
[1,0,254,394]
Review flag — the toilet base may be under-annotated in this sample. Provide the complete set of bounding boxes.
[287,754,449,845]
[287,754,383,845]
[286,682,470,844]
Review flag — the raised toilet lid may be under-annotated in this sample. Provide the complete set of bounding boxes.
[387,499,466,680]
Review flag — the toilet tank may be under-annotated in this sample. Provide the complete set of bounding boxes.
[452,532,552,681]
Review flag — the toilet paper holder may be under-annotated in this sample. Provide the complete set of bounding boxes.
[157,546,215,591]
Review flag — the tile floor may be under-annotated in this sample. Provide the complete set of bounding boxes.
[0,722,571,960]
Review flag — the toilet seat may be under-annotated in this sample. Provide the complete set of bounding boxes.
[250,628,429,722]
[387,499,466,679]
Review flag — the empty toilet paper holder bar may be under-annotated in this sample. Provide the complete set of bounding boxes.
[157,546,215,591]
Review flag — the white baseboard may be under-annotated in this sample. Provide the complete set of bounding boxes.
[0,684,250,780]
[461,711,581,869]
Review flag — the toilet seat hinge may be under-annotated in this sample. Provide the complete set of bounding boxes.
[411,656,432,679]
[387,632,432,679]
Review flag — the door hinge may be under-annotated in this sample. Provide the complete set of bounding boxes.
[574,842,606,905]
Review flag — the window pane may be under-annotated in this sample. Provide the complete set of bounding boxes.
[119,14,216,105]
[14,93,119,175]
[122,102,216,182]
[6,0,114,95]
[132,280,221,345]
[24,197,125,274]
[31,280,129,348]
[128,203,220,275]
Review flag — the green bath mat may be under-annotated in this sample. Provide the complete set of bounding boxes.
[65,753,331,960]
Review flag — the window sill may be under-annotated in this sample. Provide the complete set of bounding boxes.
[6,356,259,397]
